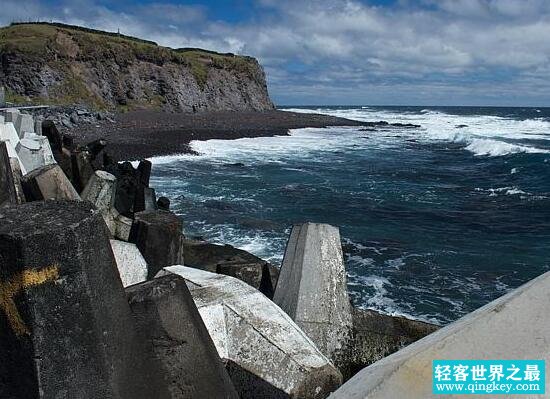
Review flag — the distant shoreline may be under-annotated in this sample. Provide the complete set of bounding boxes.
[64,109,369,161]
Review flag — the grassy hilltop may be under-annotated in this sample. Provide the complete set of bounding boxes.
[0,22,273,111]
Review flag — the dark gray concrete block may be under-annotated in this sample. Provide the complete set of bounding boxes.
[127,275,239,399]
[129,210,184,278]
[0,200,170,399]
[0,142,18,207]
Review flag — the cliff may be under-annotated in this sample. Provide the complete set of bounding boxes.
[0,23,274,112]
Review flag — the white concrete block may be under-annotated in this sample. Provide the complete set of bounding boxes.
[82,170,116,211]
[160,266,342,399]
[330,271,550,399]
[16,134,55,173]
[0,122,20,149]
[2,140,27,176]
[274,223,353,366]
[110,240,148,287]
[14,112,34,138]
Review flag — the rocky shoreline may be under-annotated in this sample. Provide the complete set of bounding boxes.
[43,108,415,161]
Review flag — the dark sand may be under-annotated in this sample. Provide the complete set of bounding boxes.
[67,109,370,161]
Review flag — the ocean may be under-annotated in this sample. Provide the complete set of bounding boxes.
[150,106,550,325]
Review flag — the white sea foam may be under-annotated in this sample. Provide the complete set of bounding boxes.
[465,139,550,157]
[281,107,550,158]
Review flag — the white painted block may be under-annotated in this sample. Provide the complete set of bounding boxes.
[160,266,342,398]
[110,240,148,287]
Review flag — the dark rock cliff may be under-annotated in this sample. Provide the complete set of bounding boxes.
[0,23,274,112]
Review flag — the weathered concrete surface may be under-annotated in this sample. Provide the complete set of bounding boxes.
[0,122,20,148]
[0,141,18,207]
[160,266,342,399]
[16,134,55,173]
[127,275,239,398]
[130,210,184,278]
[0,201,170,399]
[21,164,80,201]
[274,223,353,367]
[330,271,550,399]
[110,240,148,287]
[342,308,438,381]
[71,150,95,193]
[14,112,34,138]
[182,239,279,298]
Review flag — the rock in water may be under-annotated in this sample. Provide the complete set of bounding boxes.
[0,200,170,399]
[129,210,185,279]
[127,275,239,399]
[273,223,353,368]
[160,266,342,399]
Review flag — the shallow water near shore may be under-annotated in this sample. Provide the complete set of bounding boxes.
[150,106,550,325]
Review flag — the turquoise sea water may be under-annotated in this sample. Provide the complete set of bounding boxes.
[150,106,550,324]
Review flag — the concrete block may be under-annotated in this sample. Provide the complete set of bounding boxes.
[22,164,80,201]
[14,112,34,138]
[330,271,550,399]
[82,170,116,211]
[71,151,95,193]
[0,142,18,207]
[127,275,239,398]
[110,240,148,287]
[41,120,73,180]
[161,266,342,399]
[16,134,55,173]
[9,157,26,204]
[129,210,184,278]
[144,187,157,211]
[3,109,20,123]
[183,240,279,298]
[114,212,133,241]
[34,119,43,135]
[0,201,170,399]
[342,308,438,381]
[274,223,353,367]
[0,122,20,149]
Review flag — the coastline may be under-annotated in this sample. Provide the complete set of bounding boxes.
[64,109,371,161]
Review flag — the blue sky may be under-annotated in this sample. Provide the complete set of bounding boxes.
[5,0,550,106]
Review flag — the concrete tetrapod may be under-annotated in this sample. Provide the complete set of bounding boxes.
[127,275,239,398]
[110,240,148,287]
[0,201,170,399]
[21,164,80,201]
[329,270,550,399]
[160,265,343,399]
[274,223,353,367]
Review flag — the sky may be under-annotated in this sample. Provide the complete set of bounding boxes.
[3,0,550,106]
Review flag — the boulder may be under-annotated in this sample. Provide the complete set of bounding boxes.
[330,271,550,399]
[157,196,171,210]
[21,164,80,201]
[273,223,353,367]
[0,200,170,399]
[182,239,279,298]
[110,240,148,287]
[129,210,184,278]
[127,275,239,399]
[160,266,342,399]
[0,142,18,207]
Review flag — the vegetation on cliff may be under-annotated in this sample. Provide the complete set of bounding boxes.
[0,22,273,112]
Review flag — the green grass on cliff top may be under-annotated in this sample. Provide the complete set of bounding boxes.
[0,22,260,88]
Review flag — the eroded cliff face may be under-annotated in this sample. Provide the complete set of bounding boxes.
[0,23,274,112]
